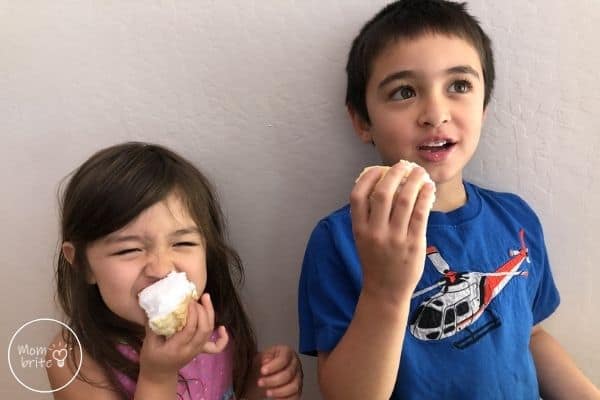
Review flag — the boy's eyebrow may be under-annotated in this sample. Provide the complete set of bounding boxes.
[446,65,480,79]
[378,65,480,89]
[378,70,417,89]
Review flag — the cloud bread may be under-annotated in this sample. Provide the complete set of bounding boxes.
[138,271,199,336]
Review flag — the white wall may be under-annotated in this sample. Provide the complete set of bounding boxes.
[1,1,598,399]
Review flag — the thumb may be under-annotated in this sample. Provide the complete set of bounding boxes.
[143,322,162,346]
[261,345,281,367]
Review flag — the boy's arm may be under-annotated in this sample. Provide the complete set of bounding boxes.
[530,325,600,400]
[317,163,435,400]
[317,289,412,400]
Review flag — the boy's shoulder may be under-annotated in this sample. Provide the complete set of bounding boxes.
[315,203,352,228]
[468,181,540,223]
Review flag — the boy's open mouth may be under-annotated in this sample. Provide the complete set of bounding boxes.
[417,139,456,152]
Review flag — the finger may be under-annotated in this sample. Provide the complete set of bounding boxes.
[202,292,216,328]
[188,300,213,350]
[367,162,410,227]
[143,322,164,347]
[202,325,229,354]
[260,365,301,398]
[265,382,302,400]
[407,181,435,239]
[196,294,215,336]
[389,166,427,233]
[350,166,383,228]
[261,347,295,376]
[260,346,294,375]
[173,299,198,345]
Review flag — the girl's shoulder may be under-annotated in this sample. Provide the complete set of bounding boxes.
[46,331,120,400]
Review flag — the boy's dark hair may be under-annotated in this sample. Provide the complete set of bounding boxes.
[56,142,256,398]
[346,0,495,124]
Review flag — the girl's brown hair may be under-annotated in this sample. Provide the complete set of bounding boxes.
[55,142,256,398]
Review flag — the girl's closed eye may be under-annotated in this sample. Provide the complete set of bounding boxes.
[448,79,473,94]
[174,241,199,247]
[112,248,142,256]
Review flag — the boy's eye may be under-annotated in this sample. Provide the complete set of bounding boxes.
[390,85,416,101]
[112,248,141,256]
[449,79,473,93]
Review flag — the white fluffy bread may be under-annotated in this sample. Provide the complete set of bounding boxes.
[357,160,436,203]
[138,271,199,336]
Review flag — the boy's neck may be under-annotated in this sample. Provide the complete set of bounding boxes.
[431,179,467,212]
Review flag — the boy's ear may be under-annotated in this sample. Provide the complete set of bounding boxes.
[61,242,97,284]
[347,106,373,143]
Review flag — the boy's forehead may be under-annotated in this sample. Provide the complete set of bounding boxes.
[369,34,483,83]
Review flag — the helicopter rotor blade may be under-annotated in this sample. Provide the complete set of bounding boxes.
[412,281,445,299]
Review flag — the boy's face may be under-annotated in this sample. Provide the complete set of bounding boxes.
[352,33,486,187]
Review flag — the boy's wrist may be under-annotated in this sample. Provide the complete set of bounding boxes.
[361,280,414,307]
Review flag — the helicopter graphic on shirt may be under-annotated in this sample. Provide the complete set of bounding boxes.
[409,229,529,342]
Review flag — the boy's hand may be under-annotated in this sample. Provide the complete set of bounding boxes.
[138,293,229,383]
[351,161,435,300]
[255,345,303,399]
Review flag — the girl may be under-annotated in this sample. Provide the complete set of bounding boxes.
[47,142,302,400]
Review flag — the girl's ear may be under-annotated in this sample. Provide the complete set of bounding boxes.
[62,242,76,265]
[347,106,373,144]
[61,242,97,284]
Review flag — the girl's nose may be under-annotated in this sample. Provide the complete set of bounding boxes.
[144,250,174,279]
[418,94,451,128]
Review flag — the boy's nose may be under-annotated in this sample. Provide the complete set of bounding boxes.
[418,95,451,128]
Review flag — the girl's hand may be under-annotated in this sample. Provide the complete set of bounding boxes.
[256,345,303,399]
[138,293,229,384]
[350,161,435,300]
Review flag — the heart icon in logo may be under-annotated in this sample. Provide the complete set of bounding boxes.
[52,348,68,368]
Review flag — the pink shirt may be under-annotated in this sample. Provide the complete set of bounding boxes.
[114,336,234,400]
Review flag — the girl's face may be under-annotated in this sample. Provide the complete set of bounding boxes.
[84,192,207,327]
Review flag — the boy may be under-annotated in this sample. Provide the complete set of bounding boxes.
[297,1,600,399]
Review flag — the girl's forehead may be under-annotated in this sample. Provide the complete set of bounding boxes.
[109,193,199,236]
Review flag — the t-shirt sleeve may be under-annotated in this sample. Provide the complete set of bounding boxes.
[530,222,560,325]
[298,219,360,356]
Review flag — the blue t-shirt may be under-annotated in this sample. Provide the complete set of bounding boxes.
[298,182,560,399]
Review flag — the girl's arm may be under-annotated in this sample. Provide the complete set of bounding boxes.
[49,294,228,399]
[46,333,120,400]
[242,345,303,400]
[46,337,178,400]
[531,325,600,400]
[134,293,228,399]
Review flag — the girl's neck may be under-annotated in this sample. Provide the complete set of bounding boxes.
[431,179,467,212]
